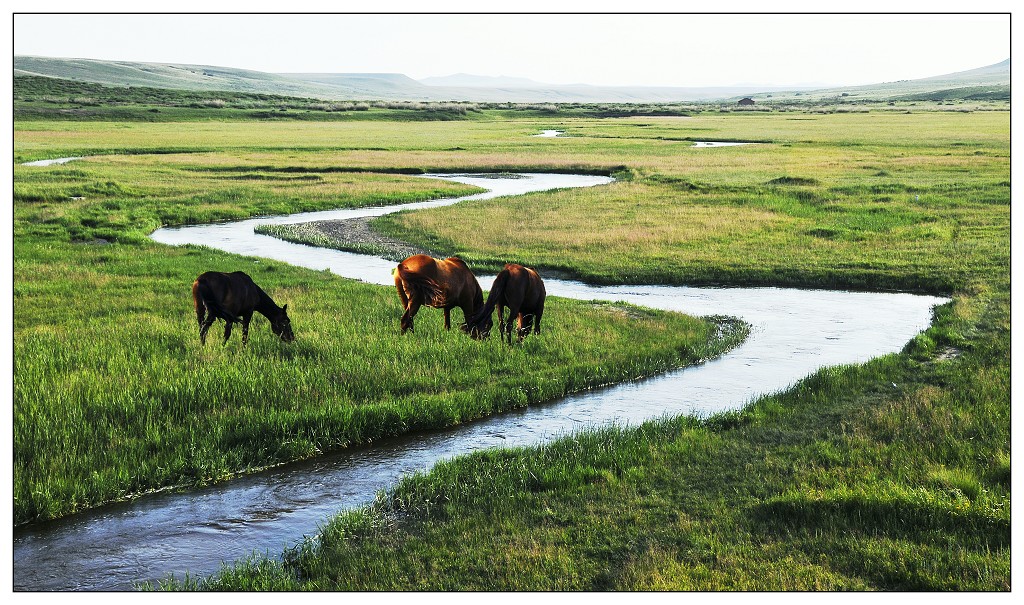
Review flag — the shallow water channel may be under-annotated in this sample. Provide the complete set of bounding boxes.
[14,173,947,591]
[20,156,85,166]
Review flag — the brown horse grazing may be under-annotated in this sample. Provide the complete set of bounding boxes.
[393,254,483,334]
[465,264,546,343]
[192,271,294,345]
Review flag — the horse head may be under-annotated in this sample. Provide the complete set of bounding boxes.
[461,309,492,340]
[270,304,295,342]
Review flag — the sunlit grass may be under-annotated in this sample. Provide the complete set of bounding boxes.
[15,109,1009,590]
[164,110,1009,591]
[369,113,1007,293]
[14,226,742,524]
[178,284,1009,591]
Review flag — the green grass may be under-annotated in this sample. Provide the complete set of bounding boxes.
[370,113,1008,293]
[14,157,484,244]
[374,177,1007,292]
[14,107,1009,590]
[15,236,741,524]
[15,75,1007,125]
[13,148,744,525]
[13,75,485,122]
[163,284,1009,591]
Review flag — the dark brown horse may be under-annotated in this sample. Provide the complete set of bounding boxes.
[192,271,294,345]
[393,254,483,334]
[465,264,546,343]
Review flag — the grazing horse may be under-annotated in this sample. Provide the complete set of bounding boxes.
[192,271,294,345]
[465,264,546,343]
[393,254,483,334]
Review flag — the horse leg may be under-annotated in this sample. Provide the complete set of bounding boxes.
[401,298,421,334]
[199,316,215,345]
[195,294,212,344]
[496,305,506,341]
[443,307,451,330]
[518,314,534,342]
[533,302,544,335]
[458,303,479,335]
[504,305,521,345]
[195,297,207,327]
[241,314,252,346]
[395,274,410,309]
[223,320,234,345]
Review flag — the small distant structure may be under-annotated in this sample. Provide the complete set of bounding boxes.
[737,97,756,106]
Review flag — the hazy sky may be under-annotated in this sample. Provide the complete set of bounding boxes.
[11,11,1012,88]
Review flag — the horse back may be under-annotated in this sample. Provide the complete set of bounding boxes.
[439,257,481,307]
[196,271,260,316]
[504,264,545,313]
[398,254,437,274]
[397,255,480,309]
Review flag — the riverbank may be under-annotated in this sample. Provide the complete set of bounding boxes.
[17,171,948,590]
[160,111,1007,590]
[15,112,1008,590]
[13,166,736,528]
[254,216,432,261]
[167,283,1009,591]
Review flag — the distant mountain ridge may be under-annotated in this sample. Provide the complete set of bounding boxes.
[419,73,553,88]
[747,59,1010,102]
[13,56,357,99]
[13,55,1010,103]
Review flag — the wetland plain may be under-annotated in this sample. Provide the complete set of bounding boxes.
[13,97,1010,590]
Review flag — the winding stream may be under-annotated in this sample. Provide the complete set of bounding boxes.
[20,156,85,166]
[13,173,947,591]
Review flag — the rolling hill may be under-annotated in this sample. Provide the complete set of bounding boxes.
[14,55,1009,103]
[739,59,1010,102]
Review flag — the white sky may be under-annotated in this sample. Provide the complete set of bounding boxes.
[9,7,1012,88]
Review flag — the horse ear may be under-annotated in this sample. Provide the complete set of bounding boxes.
[283,304,288,312]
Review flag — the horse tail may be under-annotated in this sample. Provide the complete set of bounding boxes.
[396,263,446,307]
[192,280,205,324]
[195,276,243,323]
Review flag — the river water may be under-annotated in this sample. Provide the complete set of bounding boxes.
[13,173,947,591]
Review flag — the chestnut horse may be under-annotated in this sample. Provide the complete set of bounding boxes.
[192,271,294,345]
[393,254,483,334]
[465,264,546,343]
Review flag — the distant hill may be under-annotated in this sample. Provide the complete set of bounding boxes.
[919,59,1009,84]
[13,55,352,99]
[13,55,1010,104]
[420,73,553,88]
[11,55,813,102]
[276,73,430,98]
[739,59,1009,102]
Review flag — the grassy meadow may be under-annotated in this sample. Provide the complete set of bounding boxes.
[375,111,1009,292]
[13,105,1009,590]
[13,123,745,525]
[171,287,1010,590]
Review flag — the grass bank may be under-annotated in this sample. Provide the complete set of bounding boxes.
[144,110,1008,590]
[371,119,1007,293]
[13,154,744,525]
[165,284,1008,590]
[14,111,1008,589]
